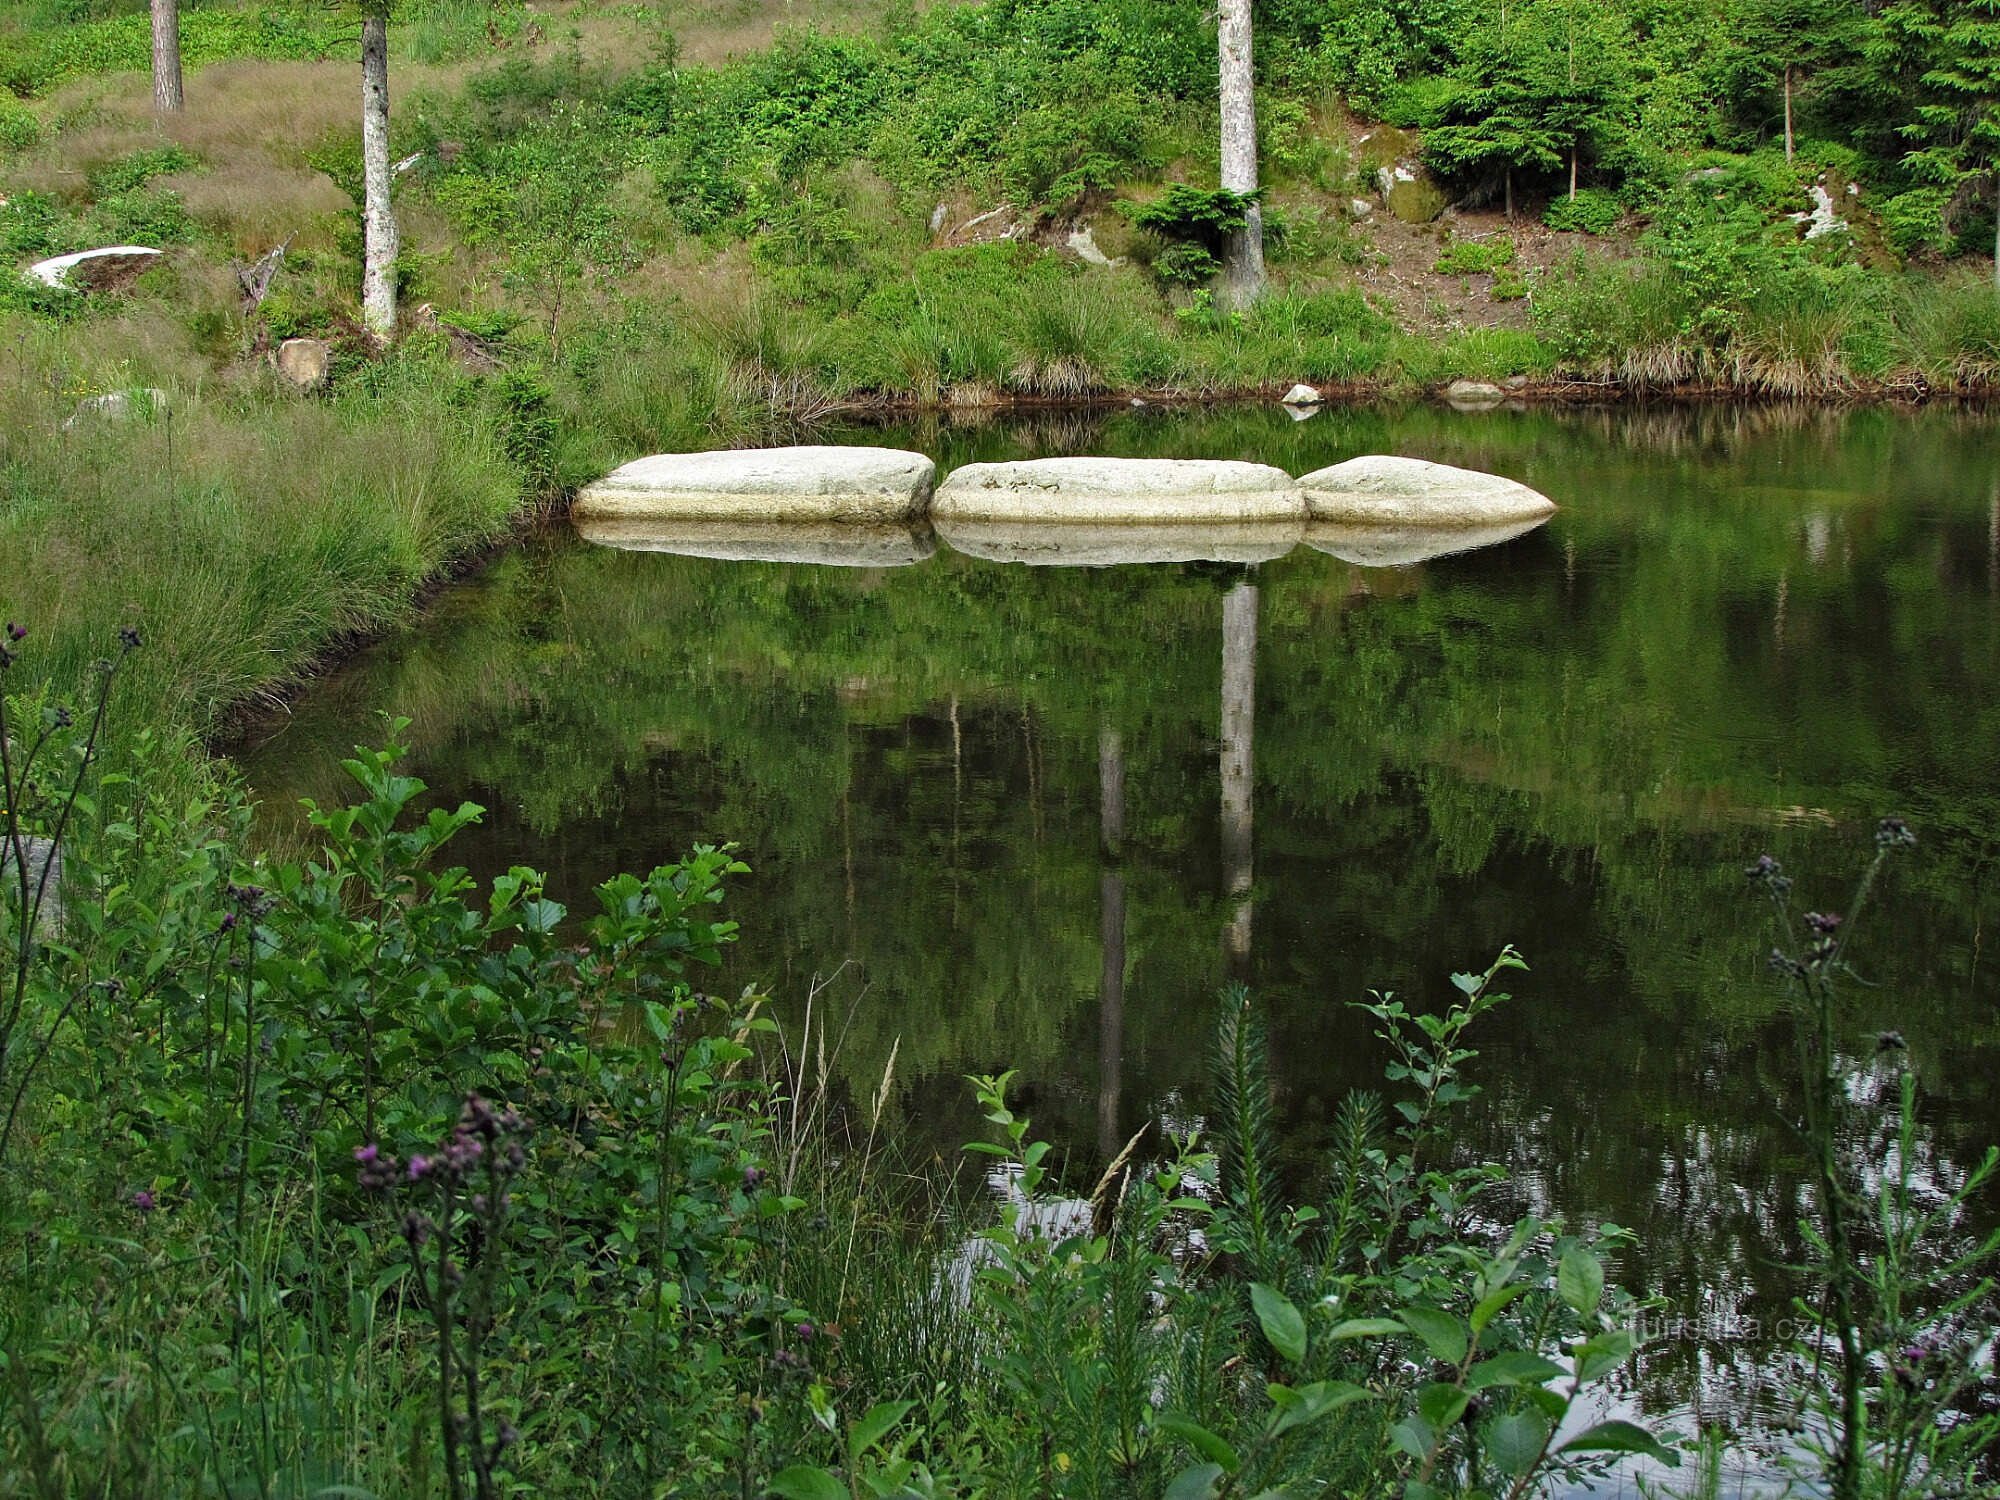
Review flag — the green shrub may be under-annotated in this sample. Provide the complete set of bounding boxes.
[1432,234,1515,275]
[1543,188,1621,235]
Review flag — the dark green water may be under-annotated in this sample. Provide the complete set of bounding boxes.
[238,401,2000,1436]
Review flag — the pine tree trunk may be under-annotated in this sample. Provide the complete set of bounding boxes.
[1784,66,1794,164]
[1096,723,1125,1159]
[1220,581,1257,975]
[1216,0,1264,310]
[1570,147,1578,200]
[361,11,398,340]
[1505,167,1514,221]
[151,0,183,113]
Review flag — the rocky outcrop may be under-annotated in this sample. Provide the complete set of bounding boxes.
[28,246,162,289]
[63,388,169,428]
[576,518,936,567]
[1299,456,1557,527]
[938,519,1301,567]
[1306,515,1551,567]
[575,446,936,523]
[275,337,332,391]
[933,458,1301,525]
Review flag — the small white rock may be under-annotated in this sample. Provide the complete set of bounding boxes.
[1281,383,1323,407]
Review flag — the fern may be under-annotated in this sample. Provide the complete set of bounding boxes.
[1211,984,1280,1282]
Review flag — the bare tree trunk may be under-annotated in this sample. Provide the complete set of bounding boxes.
[1505,167,1515,221]
[1097,723,1125,1159]
[151,0,183,113]
[1569,146,1578,200]
[1783,66,1794,164]
[1220,581,1256,977]
[360,10,398,340]
[1993,176,1999,292]
[1216,0,1264,310]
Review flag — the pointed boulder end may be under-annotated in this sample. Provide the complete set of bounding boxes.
[576,518,936,568]
[933,457,1302,525]
[1306,515,1550,568]
[1299,455,1556,528]
[574,446,935,523]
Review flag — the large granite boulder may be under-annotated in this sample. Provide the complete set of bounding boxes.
[933,458,1301,525]
[1299,456,1556,527]
[28,246,162,290]
[575,518,936,567]
[939,519,1301,567]
[575,446,935,523]
[1306,515,1550,567]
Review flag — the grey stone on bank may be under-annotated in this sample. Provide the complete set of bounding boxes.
[574,446,936,523]
[1300,455,1557,528]
[1,835,63,937]
[1306,515,1551,568]
[1281,383,1322,407]
[1445,379,1505,410]
[939,518,1301,567]
[274,337,332,391]
[28,245,162,288]
[63,387,169,429]
[576,517,937,567]
[933,457,1302,525]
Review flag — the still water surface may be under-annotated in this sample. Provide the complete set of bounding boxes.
[238,401,2000,1439]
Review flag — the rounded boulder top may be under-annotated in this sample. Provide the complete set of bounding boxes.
[575,445,936,523]
[1297,455,1556,528]
[933,457,1302,525]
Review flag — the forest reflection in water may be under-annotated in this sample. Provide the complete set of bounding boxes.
[237,399,2000,1430]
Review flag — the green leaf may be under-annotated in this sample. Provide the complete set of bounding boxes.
[850,1399,915,1457]
[1398,1305,1469,1365]
[1466,1351,1563,1390]
[1164,1462,1225,1500]
[1557,1419,1679,1464]
[1558,1246,1605,1317]
[1250,1282,1307,1364]
[767,1466,847,1500]
[1571,1328,1636,1383]
[1417,1382,1469,1430]
[1157,1416,1241,1473]
[1390,1414,1434,1460]
[1482,1409,1552,1475]
[1268,1379,1373,1435]
[1470,1282,1531,1333]
[1326,1316,1408,1341]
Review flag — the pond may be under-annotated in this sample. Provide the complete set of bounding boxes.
[236,400,2000,1446]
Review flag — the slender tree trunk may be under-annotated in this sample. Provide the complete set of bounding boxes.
[1993,176,1999,293]
[1097,723,1125,1160]
[1505,167,1515,221]
[1569,147,1578,200]
[360,11,398,340]
[1220,581,1257,977]
[1216,0,1264,310]
[151,0,183,112]
[1783,65,1794,164]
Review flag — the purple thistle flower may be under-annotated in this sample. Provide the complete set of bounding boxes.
[408,1155,433,1182]
[131,1190,155,1212]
